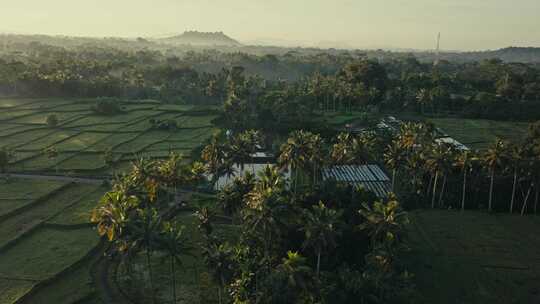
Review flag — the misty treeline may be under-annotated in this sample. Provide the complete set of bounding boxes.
[1,37,540,121]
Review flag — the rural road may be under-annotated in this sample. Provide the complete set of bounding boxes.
[0,173,106,185]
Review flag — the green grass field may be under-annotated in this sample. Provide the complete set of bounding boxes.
[426,118,529,150]
[392,112,530,150]
[405,210,540,304]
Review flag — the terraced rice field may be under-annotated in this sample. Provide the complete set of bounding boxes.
[0,98,218,175]
[0,179,106,304]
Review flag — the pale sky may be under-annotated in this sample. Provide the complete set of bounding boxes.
[1,0,539,51]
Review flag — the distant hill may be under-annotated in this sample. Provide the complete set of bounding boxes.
[415,47,540,63]
[159,31,241,46]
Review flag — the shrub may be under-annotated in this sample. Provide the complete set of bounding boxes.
[46,114,59,128]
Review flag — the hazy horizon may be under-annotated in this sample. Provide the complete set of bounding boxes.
[2,0,539,51]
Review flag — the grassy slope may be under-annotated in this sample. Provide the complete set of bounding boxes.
[405,210,540,304]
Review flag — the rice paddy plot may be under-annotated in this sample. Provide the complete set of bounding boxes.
[16,130,79,151]
[0,278,36,304]
[0,98,41,109]
[56,152,107,171]
[0,110,37,122]
[0,124,41,137]
[0,179,67,217]
[0,129,56,150]
[8,111,86,126]
[155,104,194,112]
[88,132,141,152]
[178,115,217,128]
[167,127,215,142]
[48,186,108,225]
[121,119,153,132]
[145,141,200,152]
[113,130,171,153]
[12,152,77,172]
[0,183,98,249]
[427,118,529,150]
[54,132,111,151]
[0,226,99,281]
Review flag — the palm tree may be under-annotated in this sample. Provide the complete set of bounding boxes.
[301,202,342,278]
[353,133,376,164]
[275,251,313,300]
[483,139,506,212]
[426,143,449,208]
[201,136,226,186]
[202,241,234,304]
[358,195,409,255]
[244,166,288,266]
[454,150,476,212]
[159,221,191,304]
[103,148,115,177]
[278,131,312,194]
[331,133,355,165]
[415,88,431,115]
[384,140,405,192]
[505,144,523,214]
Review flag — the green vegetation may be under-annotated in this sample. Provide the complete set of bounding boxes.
[0,227,99,280]
[0,178,67,217]
[406,210,540,304]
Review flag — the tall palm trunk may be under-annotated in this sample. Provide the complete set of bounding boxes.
[510,168,518,213]
[316,247,321,279]
[146,248,156,304]
[461,169,467,212]
[534,185,539,215]
[391,169,397,192]
[438,174,447,207]
[431,171,439,208]
[488,169,495,213]
[171,255,177,304]
[521,184,533,216]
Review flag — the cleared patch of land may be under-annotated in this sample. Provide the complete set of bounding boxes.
[405,210,540,304]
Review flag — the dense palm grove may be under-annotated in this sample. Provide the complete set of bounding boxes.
[4,36,539,303]
[2,38,540,121]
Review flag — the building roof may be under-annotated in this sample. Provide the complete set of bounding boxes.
[435,136,470,151]
[322,165,391,198]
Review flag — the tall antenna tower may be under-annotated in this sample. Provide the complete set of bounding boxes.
[434,32,441,66]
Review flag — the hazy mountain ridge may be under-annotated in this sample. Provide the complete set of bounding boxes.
[158,31,241,46]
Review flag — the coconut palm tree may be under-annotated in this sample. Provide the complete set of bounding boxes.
[454,150,476,211]
[483,139,506,212]
[384,140,405,192]
[504,144,524,214]
[416,88,431,115]
[301,201,342,278]
[201,136,226,186]
[202,241,234,304]
[426,143,450,208]
[331,133,355,165]
[159,221,191,304]
[278,131,312,194]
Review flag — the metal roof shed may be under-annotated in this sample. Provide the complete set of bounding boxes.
[322,164,391,199]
